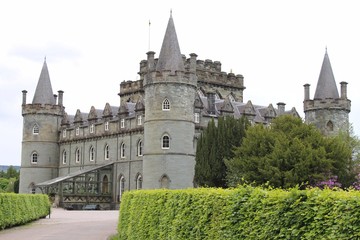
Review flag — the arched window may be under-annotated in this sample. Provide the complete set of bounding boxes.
[105,121,109,131]
[162,98,170,110]
[162,135,170,149]
[104,144,110,160]
[160,175,170,189]
[33,124,39,135]
[62,150,67,164]
[120,143,125,159]
[136,174,143,190]
[75,148,80,163]
[119,176,125,201]
[327,121,334,131]
[31,152,38,164]
[137,140,143,156]
[89,146,95,161]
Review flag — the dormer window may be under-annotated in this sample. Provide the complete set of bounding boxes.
[105,121,109,131]
[76,127,80,136]
[194,113,200,123]
[162,98,170,111]
[33,124,39,135]
[137,115,142,126]
[121,119,125,128]
[90,124,94,134]
[62,129,67,138]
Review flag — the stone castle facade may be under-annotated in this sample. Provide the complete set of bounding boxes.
[19,15,349,208]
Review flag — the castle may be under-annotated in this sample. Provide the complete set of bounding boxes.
[19,14,350,209]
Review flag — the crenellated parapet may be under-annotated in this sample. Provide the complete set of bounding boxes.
[304,98,351,113]
[119,80,144,104]
[22,103,64,116]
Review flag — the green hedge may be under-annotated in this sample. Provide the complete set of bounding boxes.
[118,186,360,239]
[0,193,50,230]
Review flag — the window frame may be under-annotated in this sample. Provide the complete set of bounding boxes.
[31,152,38,164]
[62,150,67,164]
[90,124,95,134]
[120,119,125,129]
[104,144,110,160]
[162,135,170,149]
[119,176,125,200]
[105,121,109,131]
[33,124,39,135]
[63,129,67,138]
[76,127,80,136]
[136,174,143,190]
[137,115,142,126]
[194,113,200,123]
[120,143,125,159]
[162,98,170,111]
[75,148,80,163]
[89,146,95,161]
[137,140,143,156]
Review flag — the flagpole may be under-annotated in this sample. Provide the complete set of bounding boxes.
[148,20,151,51]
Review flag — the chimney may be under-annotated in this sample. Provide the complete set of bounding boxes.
[22,90,27,105]
[53,94,58,104]
[189,53,197,73]
[58,90,64,106]
[207,92,216,115]
[277,102,286,115]
[146,51,155,71]
[304,84,310,100]
[340,82,348,99]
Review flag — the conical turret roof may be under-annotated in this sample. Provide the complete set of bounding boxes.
[156,13,185,73]
[32,59,55,104]
[314,50,339,99]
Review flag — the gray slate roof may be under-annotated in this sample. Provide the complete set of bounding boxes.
[32,60,55,105]
[314,51,339,99]
[156,14,185,73]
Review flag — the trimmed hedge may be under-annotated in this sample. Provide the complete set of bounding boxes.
[118,186,360,239]
[0,193,50,230]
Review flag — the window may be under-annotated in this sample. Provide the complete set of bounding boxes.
[33,124,39,135]
[120,119,125,128]
[31,152,38,164]
[162,98,170,110]
[137,140,143,156]
[89,146,95,161]
[119,176,125,201]
[137,115,142,125]
[327,121,334,131]
[90,124,94,134]
[62,150,67,164]
[136,174,143,190]
[104,144,110,160]
[105,121,109,131]
[160,175,170,189]
[63,129,67,138]
[162,135,170,149]
[120,143,125,159]
[102,175,109,193]
[75,148,80,163]
[194,113,200,123]
[76,127,80,136]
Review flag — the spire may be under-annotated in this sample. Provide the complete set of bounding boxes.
[314,50,339,99]
[32,59,56,104]
[156,12,185,73]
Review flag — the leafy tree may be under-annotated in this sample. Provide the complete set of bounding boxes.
[226,115,353,188]
[195,116,249,187]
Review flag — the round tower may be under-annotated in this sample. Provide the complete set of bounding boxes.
[142,14,197,189]
[303,50,351,136]
[19,60,64,193]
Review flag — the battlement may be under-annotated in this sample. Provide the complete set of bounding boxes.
[22,103,64,116]
[138,53,244,89]
[119,80,144,95]
[304,98,351,112]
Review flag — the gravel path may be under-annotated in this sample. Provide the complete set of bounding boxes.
[0,208,119,240]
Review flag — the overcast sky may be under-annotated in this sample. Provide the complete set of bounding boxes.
[1,0,359,166]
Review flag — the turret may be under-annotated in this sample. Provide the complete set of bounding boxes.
[19,59,64,193]
[303,50,351,136]
[143,13,197,189]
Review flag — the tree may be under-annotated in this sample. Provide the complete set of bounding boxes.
[194,116,249,187]
[226,115,353,188]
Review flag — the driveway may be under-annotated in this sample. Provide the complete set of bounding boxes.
[0,208,119,240]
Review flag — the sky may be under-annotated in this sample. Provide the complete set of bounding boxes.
[1,0,359,166]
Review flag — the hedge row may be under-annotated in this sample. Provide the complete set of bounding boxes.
[118,186,360,239]
[0,193,50,230]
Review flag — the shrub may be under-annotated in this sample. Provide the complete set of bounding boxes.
[118,186,360,239]
[0,193,50,230]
